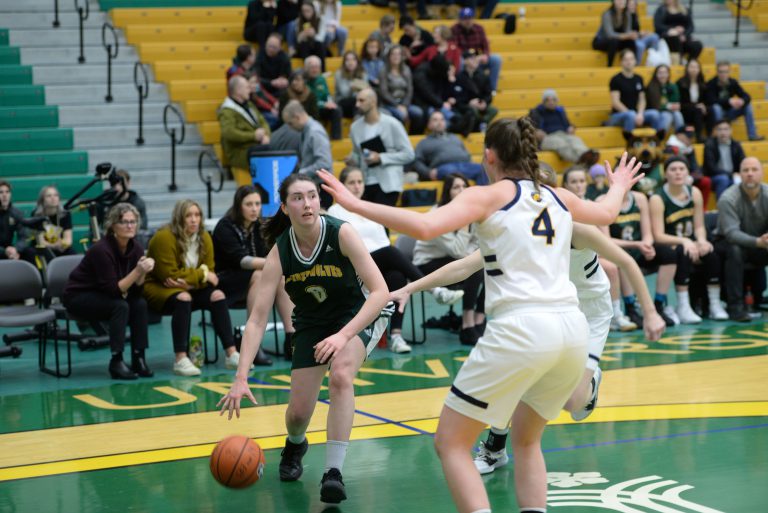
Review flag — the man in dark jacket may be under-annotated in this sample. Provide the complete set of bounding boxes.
[398,15,434,58]
[255,33,291,96]
[529,89,597,165]
[0,180,32,263]
[704,61,764,142]
[703,119,746,199]
[456,50,498,131]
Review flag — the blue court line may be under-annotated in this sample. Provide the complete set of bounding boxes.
[544,422,768,454]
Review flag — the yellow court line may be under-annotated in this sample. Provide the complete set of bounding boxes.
[2,401,766,483]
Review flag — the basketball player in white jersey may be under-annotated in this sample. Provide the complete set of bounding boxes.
[319,117,642,513]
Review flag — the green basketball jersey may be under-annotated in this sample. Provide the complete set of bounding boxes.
[659,184,694,238]
[276,215,366,330]
[610,193,642,242]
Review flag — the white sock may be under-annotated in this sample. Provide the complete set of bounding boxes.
[287,433,306,445]
[677,290,690,309]
[612,299,623,318]
[471,509,491,513]
[325,440,349,472]
[490,426,509,436]
[707,285,722,303]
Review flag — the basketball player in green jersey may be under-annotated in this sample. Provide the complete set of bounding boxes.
[218,174,390,504]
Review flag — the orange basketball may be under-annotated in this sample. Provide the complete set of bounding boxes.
[210,435,265,488]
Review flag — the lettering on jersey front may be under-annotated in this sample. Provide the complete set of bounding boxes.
[665,208,694,225]
[305,285,328,303]
[615,212,641,225]
[285,264,343,284]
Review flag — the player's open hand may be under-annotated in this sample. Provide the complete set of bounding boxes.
[605,152,644,192]
[217,379,258,420]
[389,287,412,313]
[643,310,666,342]
[314,332,348,364]
[318,170,360,211]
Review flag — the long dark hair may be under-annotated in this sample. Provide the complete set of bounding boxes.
[225,184,267,227]
[261,173,318,247]
[679,58,706,90]
[439,173,470,207]
[484,117,540,188]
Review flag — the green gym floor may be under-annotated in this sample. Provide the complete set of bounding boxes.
[1,301,767,513]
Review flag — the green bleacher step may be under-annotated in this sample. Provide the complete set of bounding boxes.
[0,150,88,176]
[0,47,20,65]
[100,0,248,8]
[0,65,33,86]
[0,85,45,106]
[0,128,73,152]
[9,175,93,204]
[0,29,9,46]
[0,106,58,129]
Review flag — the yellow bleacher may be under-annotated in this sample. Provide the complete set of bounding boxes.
[108,1,767,183]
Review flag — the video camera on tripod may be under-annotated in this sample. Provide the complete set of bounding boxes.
[62,162,126,242]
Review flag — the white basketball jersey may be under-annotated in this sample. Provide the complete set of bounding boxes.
[569,248,610,301]
[476,180,578,317]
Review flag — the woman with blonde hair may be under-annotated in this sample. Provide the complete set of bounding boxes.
[32,185,75,261]
[144,199,242,376]
[653,0,702,64]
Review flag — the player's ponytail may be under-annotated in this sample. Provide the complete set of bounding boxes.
[484,117,540,188]
[517,116,541,189]
[261,173,318,248]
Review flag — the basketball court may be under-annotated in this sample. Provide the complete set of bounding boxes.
[1,306,767,512]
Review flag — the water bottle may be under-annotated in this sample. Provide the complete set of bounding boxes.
[189,336,204,368]
[518,6,526,18]
[745,286,754,313]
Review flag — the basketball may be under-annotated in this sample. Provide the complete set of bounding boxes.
[210,435,265,488]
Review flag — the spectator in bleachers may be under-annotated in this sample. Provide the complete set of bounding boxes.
[98,169,149,231]
[717,157,768,321]
[649,156,728,324]
[463,0,499,20]
[327,167,465,353]
[412,173,485,346]
[289,1,328,65]
[703,119,746,199]
[0,180,32,263]
[144,200,243,376]
[304,55,342,140]
[646,64,685,132]
[586,164,608,200]
[398,15,434,60]
[653,0,703,65]
[334,50,369,118]
[281,100,333,181]
[318,0,347,56]
[529,89,597,165]
[226,44,256,81]
[704,61,765,142]
[63,203,154,380]
[627,0,661,64]
[607,50,664,132]
[451,7,501,94]
[243,0,277,47]
[379,45,425,135]
[32,185,75,261]
[396,0,429,22]
[255,33,291,96]
[676,58,708,142]
[409,25,461,71]
[277,69,319,121]
[219,75,272,186]
[349,88,415,206]
[247,72,280,130]
[413,56,457,126]
[370,14,396,56]
[456,50,498,133]
[412,111,487,184]
[361,37,385,90]
[665,126,711,207]
[592,0,637,67]
[276,0,300,39]
[212,185,294,364]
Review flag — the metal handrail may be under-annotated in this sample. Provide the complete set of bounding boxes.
[53,0,60,28]
[74,0,90,63]
[163,104,186,192]
[198,150,225,218]
[101,23,119,102]
[730,0,756,47]
[133,62,149,145]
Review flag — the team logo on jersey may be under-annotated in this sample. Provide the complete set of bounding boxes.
[325,245,334,253]
[305,285,328,303]
[531,191,542,202]
[545,473,723,512]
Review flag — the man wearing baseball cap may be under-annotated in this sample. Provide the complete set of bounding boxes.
[451,7,502,94]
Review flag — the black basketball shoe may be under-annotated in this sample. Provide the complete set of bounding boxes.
[279,438,308,481]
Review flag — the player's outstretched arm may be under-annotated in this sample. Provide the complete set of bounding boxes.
[218,246,282,419]
[572,224,666,341]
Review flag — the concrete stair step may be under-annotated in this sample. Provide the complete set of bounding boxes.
[9,27,128,47]
[73,124,202,149]
[20,45,139,65]
[0,11,110,29]
[58,102,171,126]
[740,66,768,86]
[87,145,210,171]
[0,0,99,12]
[45,82,168,105]
[697,32,768,47]
[33,63,147,86]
